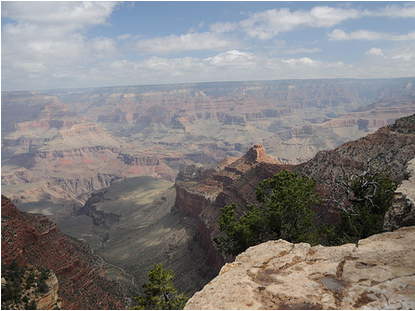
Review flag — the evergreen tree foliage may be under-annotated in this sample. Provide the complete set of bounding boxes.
[215,168,397,255]
[133,263,188,310]
[1,260,26,306]
[214,171,321,256]
[323,169,397,246]
[1,261,47,310]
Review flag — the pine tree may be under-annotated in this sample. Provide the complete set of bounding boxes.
[133,263,188,310]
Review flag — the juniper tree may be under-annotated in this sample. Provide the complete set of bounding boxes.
[214,170,321,256]
[323,164,397,246]
[133,263,188,310]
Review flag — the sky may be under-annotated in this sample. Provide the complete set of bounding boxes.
[2,1,415,91]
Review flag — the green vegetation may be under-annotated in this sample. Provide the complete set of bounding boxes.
[133,263,188,310]
[214,171,321,256]
[215,168,397,256]
[37,267,51,294]
[1,260,52,310]
[1,260,27,308]
[322,168,397,246]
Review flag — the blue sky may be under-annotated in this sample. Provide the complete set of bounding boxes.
[2,1,415,91]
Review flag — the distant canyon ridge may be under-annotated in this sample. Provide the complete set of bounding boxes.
[2,78,415,212]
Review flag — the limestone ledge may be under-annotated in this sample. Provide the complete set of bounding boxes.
[185,226,415,310]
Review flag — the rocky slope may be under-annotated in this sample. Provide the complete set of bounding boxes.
[174,114,415,274]
[1,195,128,309]
[185,226,415,310]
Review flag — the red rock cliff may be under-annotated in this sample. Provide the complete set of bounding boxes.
[174,145,284,273]
[1,196,128,310]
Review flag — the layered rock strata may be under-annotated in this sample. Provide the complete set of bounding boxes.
[185,226,415,310]
[175,145,285,272]
[34,272,60,310]
[1,196,128,309]
[3,78,415,207]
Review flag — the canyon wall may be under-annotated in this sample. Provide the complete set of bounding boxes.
[1,195,129,309]
[174,145,286,273]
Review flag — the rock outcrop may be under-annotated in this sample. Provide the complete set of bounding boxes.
[384,157,415,231]
[185,226,415,310]
[34,272,60,310]
[175,145,286,272]
[1,265,61,310]
[1,195,128,309]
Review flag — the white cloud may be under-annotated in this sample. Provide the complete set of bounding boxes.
[282,57,318,67]
[392,53,415,62]
[109,60,132,70]
[205,50,255,66]
[209,22,238,33]
[135,32,239,54]
[1,1,119,90]
[1,2,117,31]
[373,3,415,18]
[12,62,47,73]
[308,6,361,27]
[87,37,118,58]
[189,21,205,33]
[2,2,415,91]
[328,29,415,41]
[328,29,384,41]
[118,34,132,40]
[365,48,384,57]
[239,6,361,40]
[283,46,322,54]
[263,56,349,80]
[393,31,415,41]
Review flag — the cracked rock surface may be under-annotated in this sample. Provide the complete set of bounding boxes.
[185,226,415,309]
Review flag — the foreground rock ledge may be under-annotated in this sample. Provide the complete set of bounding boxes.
[185,226,415,310]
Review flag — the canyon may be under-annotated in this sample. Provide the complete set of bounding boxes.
[2,114,414,309]
[2,78,415,212]
[47,114,415,307]
[2,79,415,308]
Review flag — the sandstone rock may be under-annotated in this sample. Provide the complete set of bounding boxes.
[34,272,60,310]
[185,226,415,310]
